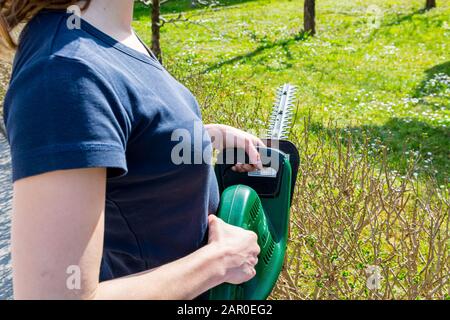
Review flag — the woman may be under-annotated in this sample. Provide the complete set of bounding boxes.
[1,0,263,299]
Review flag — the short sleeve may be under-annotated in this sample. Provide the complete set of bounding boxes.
[4,55,129,182]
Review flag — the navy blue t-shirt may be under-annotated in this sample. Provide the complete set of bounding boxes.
[4,10,220,281]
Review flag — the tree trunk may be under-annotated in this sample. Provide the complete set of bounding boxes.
[151,0,162,63]
[425,0,436,10]
[304,0,316,35]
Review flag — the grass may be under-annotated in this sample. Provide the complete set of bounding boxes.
[133,0,449,183]
[133,0,449,299]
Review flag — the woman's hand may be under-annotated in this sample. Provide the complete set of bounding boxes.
[205,124,266,172]
[207,215,260,284]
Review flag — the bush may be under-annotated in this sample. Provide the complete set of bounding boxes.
[177,67,449,300]
[274,117,448,299]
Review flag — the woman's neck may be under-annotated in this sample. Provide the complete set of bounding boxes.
[78,0,135,40]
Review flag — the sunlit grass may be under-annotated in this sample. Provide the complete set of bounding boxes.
[134,0,449,183]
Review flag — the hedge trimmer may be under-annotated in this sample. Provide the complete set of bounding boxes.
[210,84,300,300]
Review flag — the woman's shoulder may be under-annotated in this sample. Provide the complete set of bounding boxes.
[6,28,123,126]
[14,11,112,82]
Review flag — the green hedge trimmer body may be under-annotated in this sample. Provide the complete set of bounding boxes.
[210,84,299,300]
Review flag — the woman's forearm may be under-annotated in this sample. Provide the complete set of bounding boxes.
[13,169,258,300]
[205,123,226,150]
[94,243,226,300]
[205,124,265,171]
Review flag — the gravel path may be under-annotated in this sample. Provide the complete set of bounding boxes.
[0,134,12,300]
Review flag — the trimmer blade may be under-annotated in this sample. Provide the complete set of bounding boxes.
[267,84,298,139]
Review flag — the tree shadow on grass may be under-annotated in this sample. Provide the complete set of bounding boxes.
[134,0,260,20]
[309,118,449,183]
[200,32,310,74]
[382,9,426,28]
[413,61,450,99]
[367,8,431,40]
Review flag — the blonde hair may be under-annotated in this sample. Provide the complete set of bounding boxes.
[0,0,90,51]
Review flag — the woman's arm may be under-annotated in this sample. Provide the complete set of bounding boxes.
[12,168,259,300]
[205,124,265,172]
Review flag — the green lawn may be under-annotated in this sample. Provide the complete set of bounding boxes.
[133,0,449,183]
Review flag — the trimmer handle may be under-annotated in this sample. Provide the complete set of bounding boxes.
[216,146,287,197]
[211,146,295,300]
[215,141,299,203]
